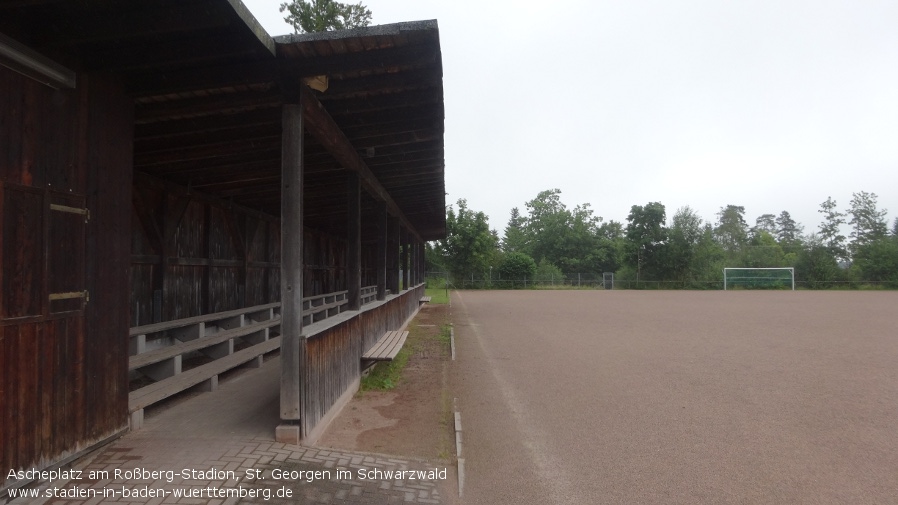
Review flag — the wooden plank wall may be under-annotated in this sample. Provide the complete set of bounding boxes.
[1,68,132,491]
[129,178,350,328]
[301,285,424,436]
[130,177,282,326]
[304,230,347,297]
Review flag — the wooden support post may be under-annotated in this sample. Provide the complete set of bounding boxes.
[409,240,414,287]
[189,375,219,393]
[376,202,387,301]
[412,240,419,286]
[203,202,212,313]
[140,356,181,382]
[418,241,424,285]
[401,228,409,291]
[347,173,361,311]
[172,322,204,341]
[388,215,400,294]
[279,104,304,442]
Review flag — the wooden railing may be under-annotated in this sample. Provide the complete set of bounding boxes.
[127,303,282,429]
[303,290,347,325]
[361,285,377,305]
[127,287,387,429]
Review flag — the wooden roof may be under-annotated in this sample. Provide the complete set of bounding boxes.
[0,0,446,241]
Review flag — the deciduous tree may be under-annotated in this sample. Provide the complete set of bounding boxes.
[625,202,667,280]
[714,205,748,254]
[280,0,372,33]
[440,199,499,282]
[665,206,704,283]
[513,189,612,275]
[795,236,841,288]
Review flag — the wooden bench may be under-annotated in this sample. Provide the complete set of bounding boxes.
[361,330,409,369]
[129,318,281,377]
[420,296,432,303]
[128,303,283,430]
[127,288,381,431]
[129,336,282,429]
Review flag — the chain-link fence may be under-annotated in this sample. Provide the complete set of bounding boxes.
[426,271,611,290]
[426,272,898,291]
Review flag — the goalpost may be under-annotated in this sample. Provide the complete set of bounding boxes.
[723,267,795,290]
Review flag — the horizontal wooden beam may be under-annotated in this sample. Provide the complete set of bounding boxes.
[136,150,281,178]
[321,89,442,117]
[133,172,278,223]
[44,4,233,46]
[281,44,440,78]
[135,123,282,155]
[135,89,281,123]
[135,108,281,140]
[130,256,279,268]
[322,72,442,100]
[134,137,280,168]
[82,29,260,73]
[126,60,278,98]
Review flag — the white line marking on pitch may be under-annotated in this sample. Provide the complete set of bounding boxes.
[454,397,464,497]
[450,326,456,360]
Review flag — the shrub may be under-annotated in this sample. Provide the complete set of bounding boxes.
[498,252,536,283]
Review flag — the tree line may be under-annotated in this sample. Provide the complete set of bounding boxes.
[427,189,898,289]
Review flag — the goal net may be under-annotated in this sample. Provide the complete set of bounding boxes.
[723,268,794,290]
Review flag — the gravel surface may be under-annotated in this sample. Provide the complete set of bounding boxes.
[451,290,898,505]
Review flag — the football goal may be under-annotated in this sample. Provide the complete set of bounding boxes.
[723,267,794,290]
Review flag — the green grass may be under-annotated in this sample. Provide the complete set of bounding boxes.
[425,287,450,304]
[360,298,450,392]
[359,345,412,391]
[438,324,451,345]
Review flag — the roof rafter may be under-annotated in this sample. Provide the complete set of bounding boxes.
[300,85,423,242]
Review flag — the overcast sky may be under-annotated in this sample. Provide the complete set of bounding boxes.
[244,0,897,238]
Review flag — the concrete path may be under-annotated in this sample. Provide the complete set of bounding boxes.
[451,290,898,505]
[8,358,449,505]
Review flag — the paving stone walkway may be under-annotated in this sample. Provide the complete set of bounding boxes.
[6,359,450,505]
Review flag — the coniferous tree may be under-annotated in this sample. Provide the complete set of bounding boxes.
[775,210,804,246]
[818,196,847,260]
[753,214,777,238]
[502,207,528,253]
[848,191,888,256]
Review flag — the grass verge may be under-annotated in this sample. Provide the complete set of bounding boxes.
[360,346,411,391]
[425,287,450,304]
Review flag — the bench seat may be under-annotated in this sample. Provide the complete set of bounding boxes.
[362,330,409,362]
[419,296,432,303]
[129,336,282,414]
[129,318,280,371]
[129,302,279,337]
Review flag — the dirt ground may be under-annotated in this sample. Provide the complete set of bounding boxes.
[452,289,898,505]
[317,303,454,461]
